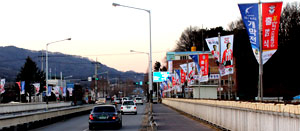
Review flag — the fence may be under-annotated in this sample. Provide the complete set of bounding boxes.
[162,98,300,131]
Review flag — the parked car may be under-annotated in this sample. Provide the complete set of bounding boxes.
[120,100,137,115]
[89,105,122,130]
[134,97,143,105]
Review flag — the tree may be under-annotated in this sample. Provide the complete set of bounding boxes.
[174,26,231,52]
[154,61,161,72]
[16,56,45,102]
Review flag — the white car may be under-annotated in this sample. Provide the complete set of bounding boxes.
[134,97,143,105]
[121,97,129,103]
[120,100,137,115]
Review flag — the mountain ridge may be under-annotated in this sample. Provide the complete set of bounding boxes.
[0,46,145,82]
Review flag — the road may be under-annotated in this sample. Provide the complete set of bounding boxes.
[32,103,146,131]
[153,103,215,131]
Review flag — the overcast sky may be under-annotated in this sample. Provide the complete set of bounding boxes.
[0,0,296,73]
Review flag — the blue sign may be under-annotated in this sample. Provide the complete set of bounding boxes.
[66,83,74,89]
[153,72,169,82]
[238,3,260,62]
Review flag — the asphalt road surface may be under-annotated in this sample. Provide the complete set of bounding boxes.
[153,103,215,131]
[32,103,146,131]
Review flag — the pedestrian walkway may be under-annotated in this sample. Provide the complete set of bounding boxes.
[153,103,214,131]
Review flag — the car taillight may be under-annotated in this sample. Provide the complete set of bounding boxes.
[134,107,136,109]
[89,114,94,120]
[121,107,123,109]
[112,116,116,120]
[134,100,136,103]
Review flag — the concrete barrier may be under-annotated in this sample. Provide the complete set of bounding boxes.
[163,98,300,131]
[0,104,94,129]
[0,102,72,114]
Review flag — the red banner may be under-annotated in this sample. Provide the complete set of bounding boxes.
[262,2,282,50]
[199,54,209,76]
[180,69,186,84]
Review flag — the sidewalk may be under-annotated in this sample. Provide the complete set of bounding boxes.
[153,103,214,131]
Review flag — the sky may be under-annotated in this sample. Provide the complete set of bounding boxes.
[0,0,296,73]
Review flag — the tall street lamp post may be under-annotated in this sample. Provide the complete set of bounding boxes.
[46,38,71,104]
[113,3,153,103]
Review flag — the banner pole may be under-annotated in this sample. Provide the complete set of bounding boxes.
[218,32,222,100]
[258,0,263,101]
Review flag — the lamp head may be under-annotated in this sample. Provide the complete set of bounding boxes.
[112,3,120,7]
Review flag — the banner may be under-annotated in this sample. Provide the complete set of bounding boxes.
[220,35,234,76]
[262,2,282,64]
[16,82,21,91]
[67,88,73,96]
[168,61,173,73]
[205,37,220,63]
[63,87,67,97]
[32,83,40,95]
[180,69,186,84]
[0,79,5,94]
[21,81,25,94]
[199,54,209,82]
[238,3,260,63]
[189,55,201,72]
[47,86,52,96]
[54,86,60,97]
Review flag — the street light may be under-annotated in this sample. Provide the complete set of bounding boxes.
[113,3,153,104]
[46,38,71,104]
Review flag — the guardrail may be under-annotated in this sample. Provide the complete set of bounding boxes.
[162,98,300,131]
[0,104,94,130]
[0,102,72,114]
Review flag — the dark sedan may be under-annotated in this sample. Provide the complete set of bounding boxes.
[89,105,122,130]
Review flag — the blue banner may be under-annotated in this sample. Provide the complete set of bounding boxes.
[47,86,52,96]
[189,55,201,72]
[66,83,74,89]
[21,81,25,94]
[238,3,260,63]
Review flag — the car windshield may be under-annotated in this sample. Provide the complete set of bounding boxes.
[136,98,142,100]
[123,101,134,105]
[93,106,115,112]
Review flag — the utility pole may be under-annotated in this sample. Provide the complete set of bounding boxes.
[94,58,99,101]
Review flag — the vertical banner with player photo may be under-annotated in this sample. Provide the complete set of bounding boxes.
[220,35,234,76]
[199,54,209,82]
[205,37,220,64]
[262,2,282,64]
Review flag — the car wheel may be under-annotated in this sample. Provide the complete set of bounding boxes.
[134,112,137,115]
[89,125,93,130]
[121,112,124,115]
[141,103,143,105]
[118,121,122,129]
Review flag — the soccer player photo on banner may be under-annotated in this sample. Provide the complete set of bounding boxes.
[220,35,234,76]
[205,37,220,65]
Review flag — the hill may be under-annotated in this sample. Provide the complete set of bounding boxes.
[0,46,145,82]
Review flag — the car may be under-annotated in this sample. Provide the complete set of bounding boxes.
[120,100,137,115]
[114,98,122,104]
[89,105,122,130]
[134,97,143,105]
[96,98,106,104]
[121,97,129,103]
